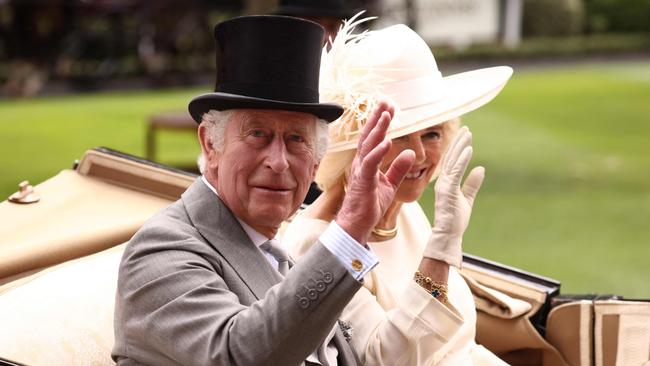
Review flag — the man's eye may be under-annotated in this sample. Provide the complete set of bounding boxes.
[289,134,305,143]
[250,129,266,137]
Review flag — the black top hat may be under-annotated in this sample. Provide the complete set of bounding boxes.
[275,0,353,19]
[188,15,343,123]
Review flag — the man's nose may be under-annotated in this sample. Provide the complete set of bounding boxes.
[264,136,290,173]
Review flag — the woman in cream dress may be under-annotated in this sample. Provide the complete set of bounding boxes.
[283,19,513,365]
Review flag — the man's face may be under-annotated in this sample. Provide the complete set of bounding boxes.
[203,109,319,236]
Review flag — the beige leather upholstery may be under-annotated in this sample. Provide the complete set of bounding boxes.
[460,264,570,366]
[546,301,593,366]
[0,149,194,284]
[0,149,195,364]
[594,300,650,366]
[0,244,125,366]
[546,299,650,366]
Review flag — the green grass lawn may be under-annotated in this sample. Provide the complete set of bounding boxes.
[1,60,649,297]
[422,61,650,297]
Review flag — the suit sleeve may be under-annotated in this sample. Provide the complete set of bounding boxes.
[113,223,361,366]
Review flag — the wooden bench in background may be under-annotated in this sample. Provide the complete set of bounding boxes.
[146,111,196,161]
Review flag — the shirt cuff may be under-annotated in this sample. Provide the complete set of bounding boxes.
[319,222,379,281]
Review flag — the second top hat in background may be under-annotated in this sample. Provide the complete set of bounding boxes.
[274,0,353,19]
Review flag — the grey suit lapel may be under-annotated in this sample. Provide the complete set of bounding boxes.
[181,179,283,300]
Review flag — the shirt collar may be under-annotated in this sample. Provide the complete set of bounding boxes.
[201,176,271,248]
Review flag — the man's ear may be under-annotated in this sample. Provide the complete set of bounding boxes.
[198,124,219,171]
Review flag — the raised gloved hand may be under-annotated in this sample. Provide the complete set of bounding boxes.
[423,126,485,268]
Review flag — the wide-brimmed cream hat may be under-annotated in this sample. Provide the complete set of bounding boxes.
[319,16,513,153]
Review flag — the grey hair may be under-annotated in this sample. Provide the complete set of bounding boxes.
[201,109,232,152]
[197,110,329,173]
[314,118,329,161]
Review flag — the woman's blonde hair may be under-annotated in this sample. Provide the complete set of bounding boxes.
[315,117,461,192]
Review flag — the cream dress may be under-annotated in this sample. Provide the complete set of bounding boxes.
[283,201,509,366]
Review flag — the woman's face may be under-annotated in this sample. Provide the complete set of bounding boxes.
[380,125,445,203]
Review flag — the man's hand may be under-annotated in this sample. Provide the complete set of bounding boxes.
[423,126,485,267]
[335,101,415,244]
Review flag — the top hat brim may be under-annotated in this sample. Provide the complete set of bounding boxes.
[188,92,344,123]
[274,6,353,19]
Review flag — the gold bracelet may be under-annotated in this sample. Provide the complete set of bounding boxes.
[371,226,398,238]
[414,271,448,303]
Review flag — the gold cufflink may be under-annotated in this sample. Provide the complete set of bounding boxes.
[351,259,363,272]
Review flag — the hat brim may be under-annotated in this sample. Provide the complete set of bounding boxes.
[274,6,353,19]
[327,66,513,152]
[188,92,344,123]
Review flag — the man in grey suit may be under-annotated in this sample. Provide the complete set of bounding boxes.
[113,15,415,366]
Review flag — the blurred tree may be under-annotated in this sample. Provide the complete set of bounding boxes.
[585,0,650,33]
[243,0,275,13]
[1,0,244,94]
[134,0,215,85]
[56,0,137,89]
[522,0,585,37]
[0,0,383,95]
[1,0,73,95]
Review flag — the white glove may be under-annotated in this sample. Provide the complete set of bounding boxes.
[423,126,485,268]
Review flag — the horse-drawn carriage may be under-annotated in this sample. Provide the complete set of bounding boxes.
[0,148,647,366]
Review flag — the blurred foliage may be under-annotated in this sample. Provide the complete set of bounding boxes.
[435,33,650,63]
[522,0,585,37]
[0,0,378,96]
[521,0,650,36]
[0,0,238,94]
[585,0,650,33]
[0,0,648,96]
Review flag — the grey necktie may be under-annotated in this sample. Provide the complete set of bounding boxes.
[261,239,289,276]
